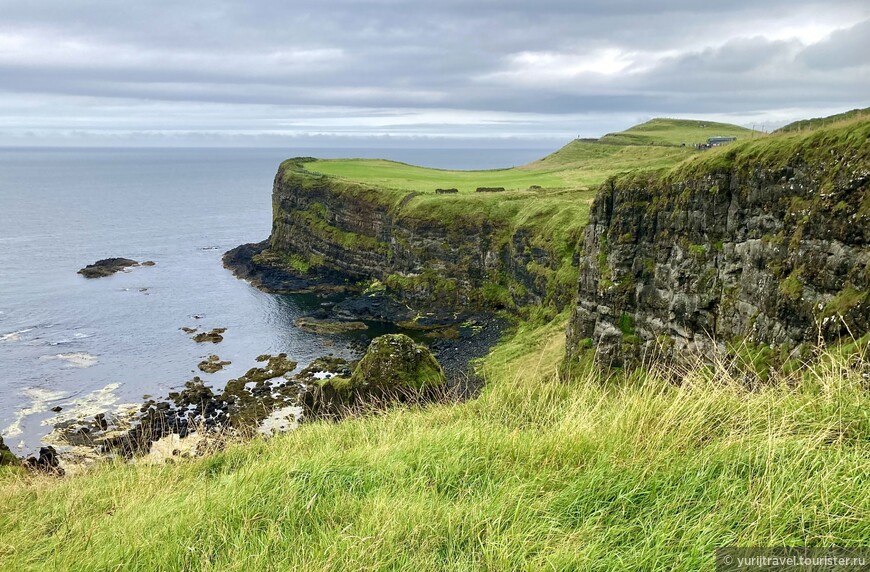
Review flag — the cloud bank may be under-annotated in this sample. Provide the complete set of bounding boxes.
[0,0,867,146]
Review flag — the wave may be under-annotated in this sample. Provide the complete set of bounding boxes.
[49,332,94,346]
[1,328,33,342]
[40,352,98,368]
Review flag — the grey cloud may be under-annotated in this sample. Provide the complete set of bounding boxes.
[0,0,867,145]
[800,20,870,69]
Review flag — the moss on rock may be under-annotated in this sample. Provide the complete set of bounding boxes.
[323,334,445,398]
[1,435,19,467]
[293,317,368,334]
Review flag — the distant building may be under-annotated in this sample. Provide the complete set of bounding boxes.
[707,136,737,146]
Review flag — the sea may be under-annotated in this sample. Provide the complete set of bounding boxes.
[0,146,549,454]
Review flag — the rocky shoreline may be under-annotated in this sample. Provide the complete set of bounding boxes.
[33,312,503,472]
[8,194,513,474]
[222,240,352,294]
[8,244,507,473]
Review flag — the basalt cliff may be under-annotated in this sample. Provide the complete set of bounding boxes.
[565,121,870,368]
[225,159,579,320]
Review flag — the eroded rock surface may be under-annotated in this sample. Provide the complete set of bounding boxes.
[565,124,870,368]
[301,334,445,416]
[192,328,226,343]
[198,355,231,373]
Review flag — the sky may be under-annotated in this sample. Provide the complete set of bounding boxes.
[0,0,868,147]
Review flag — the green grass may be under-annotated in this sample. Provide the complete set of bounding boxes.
[302,134,701,193]
[2,317,868,571]
[776,107,870,133]
[599,118,760,146]
[666,114,870,185]
[302,159,570,193]
[301,116,752,194]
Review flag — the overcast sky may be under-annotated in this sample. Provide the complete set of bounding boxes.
[0,0,868,147]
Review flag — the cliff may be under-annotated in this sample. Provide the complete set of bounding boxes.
[228,158,586,318]
[565,119,870,368]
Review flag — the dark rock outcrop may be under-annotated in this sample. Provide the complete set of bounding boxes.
[303,334,445,415]
[192,328,226,343]
[78,258,147,278]
[0,434,19,467]
[223,240,352,293]
[565,122,870,368]
[198,355,231,373]
[24,446,63,475]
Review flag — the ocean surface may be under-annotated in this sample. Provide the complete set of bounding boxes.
[0,146,549,454]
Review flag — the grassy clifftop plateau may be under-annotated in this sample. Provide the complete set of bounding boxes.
[300,138,693,192]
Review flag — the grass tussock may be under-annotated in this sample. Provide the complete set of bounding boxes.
[1,316,868,571]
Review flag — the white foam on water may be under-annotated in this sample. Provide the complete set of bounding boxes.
[2,387,67,438]
[1,328,33,342]
[42,383,126,426]
[40,352,98,368]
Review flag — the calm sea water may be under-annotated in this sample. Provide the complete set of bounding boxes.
[0,147,548,453]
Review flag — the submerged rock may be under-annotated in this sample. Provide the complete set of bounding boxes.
[192,328,226,343]
[294,316,368,334]
[78,258,144,278]
[198,355,231,374]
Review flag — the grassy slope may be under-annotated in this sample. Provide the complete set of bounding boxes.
[301,139,694,193]
[599,118,759,146]
[1,317,868,571]
[775,106,870,134]
[3,116,868,570]
[670,114,870,185]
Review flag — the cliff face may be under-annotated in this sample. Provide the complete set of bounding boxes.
[261,161,577,315]
[566,123,870,367]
